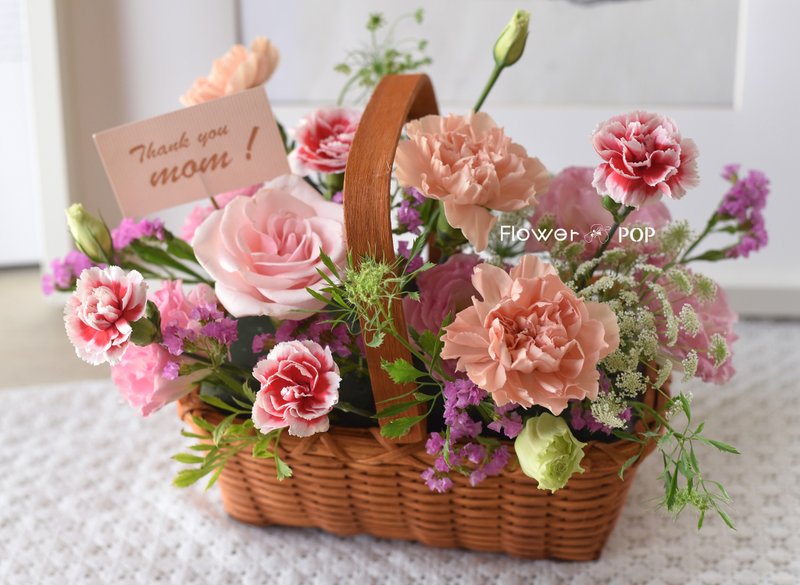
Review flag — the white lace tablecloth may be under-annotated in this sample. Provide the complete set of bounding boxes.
[1,321,799,585]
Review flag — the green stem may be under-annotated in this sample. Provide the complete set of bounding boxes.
[576,205,634,289]
[677,215,718,264]
[473,64,504,112]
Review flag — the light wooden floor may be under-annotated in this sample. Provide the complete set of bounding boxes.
[0,267,108,388]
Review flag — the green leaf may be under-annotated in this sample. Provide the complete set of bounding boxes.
[305,286,332,306]
[200,394,248,415]
[172,453,206,465]
[717,508,736,530]
[166,237,198,262]
[365,331,385,348]
[380,357,425,384]
[173,468,211,488]
[205,466,223,490]
[275,457,293,481]
[665,468,679,510]
[212,414,236,446]
[190,415,215,434]
[318,247,341,280]
[379,414,426,439]
[702,438,741,454]
[376,399,422,419]
[697,509,706,530]
[678,394,692,421]
[618,454,640,479]
[416,330,439,357]
[412,392,436,402]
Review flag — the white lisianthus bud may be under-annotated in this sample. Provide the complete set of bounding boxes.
[65,203,113,263]
[493,10,530,68]
[514,413,586,492]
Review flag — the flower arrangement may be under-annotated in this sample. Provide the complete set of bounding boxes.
[48,9,769,534]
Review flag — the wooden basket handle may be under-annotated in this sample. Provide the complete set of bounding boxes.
[343,74,439,443]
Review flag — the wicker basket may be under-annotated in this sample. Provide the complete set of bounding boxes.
[176,74,667,561]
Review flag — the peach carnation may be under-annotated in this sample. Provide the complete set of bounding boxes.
[180,37,279,107]
[395,112,549,252]
[440,255,619,414]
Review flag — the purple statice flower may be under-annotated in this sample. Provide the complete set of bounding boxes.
[421,468,453,493]
[274,320,300,343]
[488,412,523,439]
[272,314,362,360]
[716,167,769,258]
[396,240,424,273]
[443,378,486,409]
[252,333,274,354]
[396,187,425,234]
[191,304,224,323]
[41,250,93,295]
[447,411,482,442]
[200,318,238,346]
[161,360,180,380]
[425,432,445,455]
[721,163,740,182]
[111,217,165,250]
[570,403,632,436]
[331,191,344,204]
[163,324,194,356]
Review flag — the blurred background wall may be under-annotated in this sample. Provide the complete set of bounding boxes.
[4,0,799,316]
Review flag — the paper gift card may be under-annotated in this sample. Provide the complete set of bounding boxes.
[94,86,290,217]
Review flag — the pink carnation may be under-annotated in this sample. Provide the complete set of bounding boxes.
[181,184,261,242]
[403,253,480,335]
[150,280,217,332]
[592,111,699,207]
[192,174,345,319]
[252,340,340,437]
[395,112,549,252]
[111,343,202,416]
[290,108,361,175]
[658,277,738,384]
[440,255,619,414]
[528,166,671,258]
[180,37,279,107]
[64,266,148,365]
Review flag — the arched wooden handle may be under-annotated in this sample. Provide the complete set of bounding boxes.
[343,74,439,443]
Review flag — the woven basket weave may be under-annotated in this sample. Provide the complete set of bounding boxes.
[176,74,667,561]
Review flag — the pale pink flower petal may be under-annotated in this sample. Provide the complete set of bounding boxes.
[192,174,345,319]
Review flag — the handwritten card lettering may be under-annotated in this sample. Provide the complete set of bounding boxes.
[94,87,289,217]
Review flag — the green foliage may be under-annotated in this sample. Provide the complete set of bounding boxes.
[334,9,432,104]
[173,403,292,488]
[381,358,426,384]
[621,396,738,529]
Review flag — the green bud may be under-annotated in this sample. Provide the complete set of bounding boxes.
[65,203,113,263]
[514,413,586,492]
[129,316,160,346]
[493,10,530,68]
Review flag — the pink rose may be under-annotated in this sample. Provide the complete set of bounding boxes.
[252,340,341,437]
[289,108,361,175]
[659,277,738,384]
[395,112,549,252]
[180,184,261,242]
[180,37,279,107]
[592,111,699,208]
[192,174,345,319]
[403,253,480,334]
[150,280,217,331]
[111,343,202,416]
[440,255,619,414]
[528,166,671,257]
[64,266,148,365]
